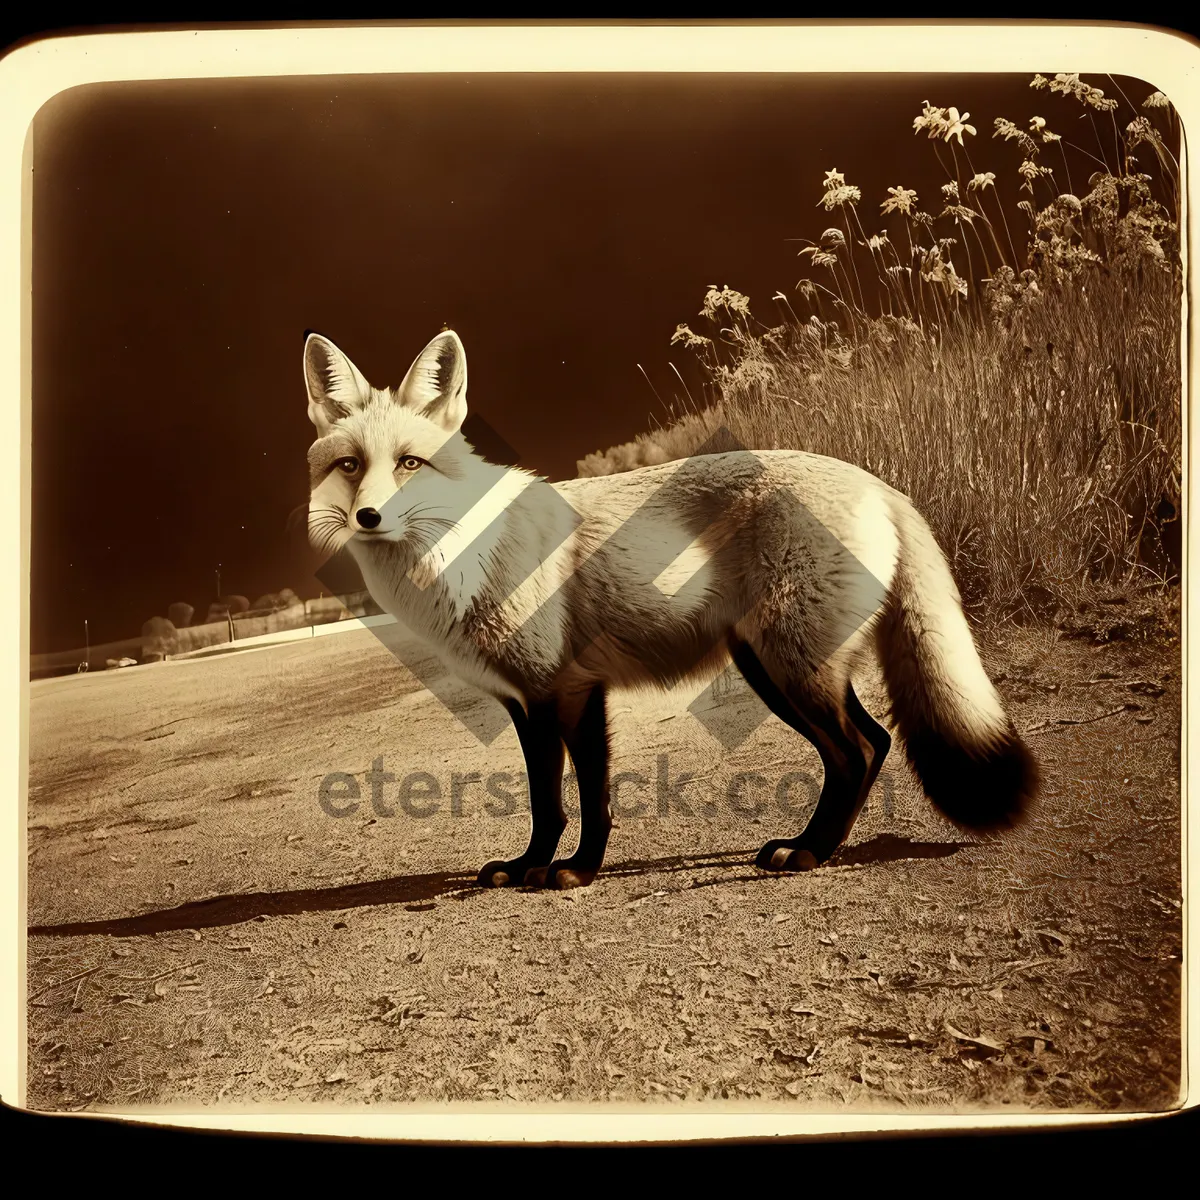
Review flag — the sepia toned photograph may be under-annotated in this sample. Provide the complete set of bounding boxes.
[10,24,1190,1129]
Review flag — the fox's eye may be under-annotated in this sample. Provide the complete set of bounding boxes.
[398,455,424,472]
[333,457,360,475]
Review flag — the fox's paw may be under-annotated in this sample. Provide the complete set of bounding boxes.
[545,859,598,890]
[755,841,821,873]
[477,859,548,889]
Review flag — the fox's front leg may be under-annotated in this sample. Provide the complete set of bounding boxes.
[546,685,611,890]
[477,698,567,888]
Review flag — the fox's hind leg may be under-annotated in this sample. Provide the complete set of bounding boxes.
[730,636,885,871]
[477,698,568,888]
[546,684,611,891]
[844,681,891,810]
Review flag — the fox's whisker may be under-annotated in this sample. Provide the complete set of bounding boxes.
[307,523,348,542]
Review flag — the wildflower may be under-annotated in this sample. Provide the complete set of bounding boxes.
[968,171,996,192]
[700,284,751,320]
[1143,90,1170,108]
[1086,88,1118,112]
[1126,115,1163,149]
[1027,116,1062,144]
[1056,193,1083,212]
[670,323,712,349]
[1049,72,1085,99]
[861,232,891,253]
[1030,74,1049,90]
[823,168,846,189]
[880,185,918,215]
[1049,73,1118,111]
[913,102,947,137]
[799,231,846,261]
[919,246,968,296]
[820,184,862,211]
[943,107,976,144]
[994,117,1038,154]
[941,181,960,200]
[911,210,935,227]
[1019,159,1054,193]
[942,204,977,224]
[812,251,840,269]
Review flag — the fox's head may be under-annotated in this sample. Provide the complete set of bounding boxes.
[303,330,479,559]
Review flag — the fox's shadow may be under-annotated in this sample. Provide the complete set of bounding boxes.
[28,836,962,939]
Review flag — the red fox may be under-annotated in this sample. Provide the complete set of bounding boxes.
[303,329,1038,890]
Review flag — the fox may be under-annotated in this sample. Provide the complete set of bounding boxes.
[303,328,1038,890]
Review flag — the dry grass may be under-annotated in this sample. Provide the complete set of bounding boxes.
[578,77,1182,625]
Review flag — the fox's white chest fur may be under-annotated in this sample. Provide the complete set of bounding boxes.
[345,469,553,704]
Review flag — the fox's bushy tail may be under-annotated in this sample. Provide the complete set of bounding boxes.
[876,499,1039,831]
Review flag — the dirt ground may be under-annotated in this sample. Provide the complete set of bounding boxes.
[25,619,1182,1113]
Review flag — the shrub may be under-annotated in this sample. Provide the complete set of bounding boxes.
[141,616,177,660]
[167,601,194,628]
[581,77,1181,625]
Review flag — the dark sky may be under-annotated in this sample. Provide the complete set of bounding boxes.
[30,70,1163,652]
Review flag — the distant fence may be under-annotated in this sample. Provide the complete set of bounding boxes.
[30,592,378,680]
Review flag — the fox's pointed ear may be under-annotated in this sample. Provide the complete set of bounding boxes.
[395,330,468,433]
[304,333,371,436]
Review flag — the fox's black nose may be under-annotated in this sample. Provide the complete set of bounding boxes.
[356,507,382,530]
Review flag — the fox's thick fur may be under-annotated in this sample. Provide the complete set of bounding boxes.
[304,329,1038,889]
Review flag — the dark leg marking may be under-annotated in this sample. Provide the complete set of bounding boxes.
[477,698,567,888]
[546,685,611,891]
[730,637,878,872]
[844,681,891,807]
